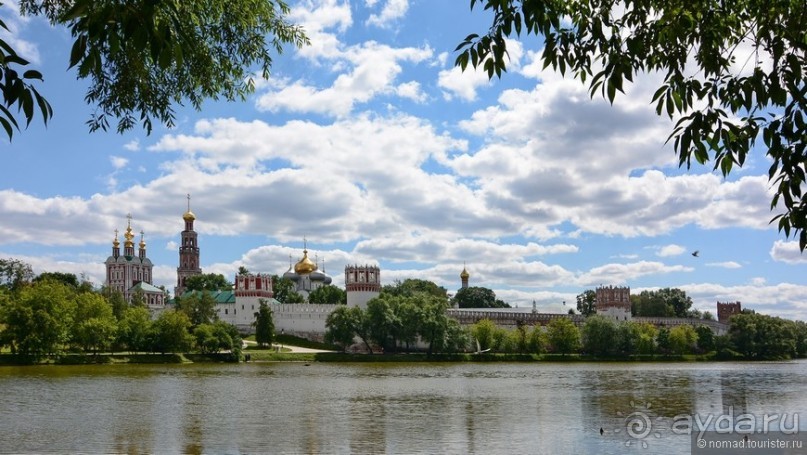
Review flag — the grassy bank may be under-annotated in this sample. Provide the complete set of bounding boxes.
[0,352,239,366]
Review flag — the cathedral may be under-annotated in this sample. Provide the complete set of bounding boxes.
[282,240,333,300]
[104,214,165,307]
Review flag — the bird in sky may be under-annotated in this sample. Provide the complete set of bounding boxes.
[692,250,700,257]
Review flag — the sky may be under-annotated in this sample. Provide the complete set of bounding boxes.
[1,1,805,319]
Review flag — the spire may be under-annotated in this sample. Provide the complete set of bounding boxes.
[183,193,196,221]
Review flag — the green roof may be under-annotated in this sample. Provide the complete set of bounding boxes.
[178,289,236,304]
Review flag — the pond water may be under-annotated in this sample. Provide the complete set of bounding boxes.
[0,360,805,454]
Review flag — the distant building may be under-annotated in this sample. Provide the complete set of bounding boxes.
[460,264,469,289]
[717,301,742,323]
[104,214,165,308]
[175,195,202,297]
[345,264,381,309]
[282,241,333,301]
[596,285,632,322]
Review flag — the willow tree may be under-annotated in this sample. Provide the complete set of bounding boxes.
[458,0,807,249]
[1,0,308,138]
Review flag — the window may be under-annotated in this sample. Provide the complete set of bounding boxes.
[225,309,228,315]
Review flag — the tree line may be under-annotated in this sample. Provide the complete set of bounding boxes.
[452,314,807,360]
[0,259,242,359]
[575,287,715,319]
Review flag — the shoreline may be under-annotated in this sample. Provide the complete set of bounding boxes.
[1,351,797,366]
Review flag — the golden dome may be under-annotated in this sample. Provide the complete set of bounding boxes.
[183,210,196,221]
[294,249,318,275]
[124,225,135,248]
[139,230,146,249]
[460,266,469,279]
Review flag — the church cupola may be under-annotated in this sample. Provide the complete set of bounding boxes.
[112,229,120,259]
[138,230,147,259]
[460,263,470,289]
[123,214,135,257]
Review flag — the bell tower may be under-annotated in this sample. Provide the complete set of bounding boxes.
[175,194,202,297]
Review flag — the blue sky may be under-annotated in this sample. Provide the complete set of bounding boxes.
[1,0,805,319]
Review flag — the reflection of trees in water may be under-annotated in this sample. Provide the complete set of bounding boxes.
[350,395,388,453]
[349,393,502,453]
[580,367,698,441]
[112,384,154,455]
[719,370,749,416]
[182,388,204,455]
[582,369,697,417]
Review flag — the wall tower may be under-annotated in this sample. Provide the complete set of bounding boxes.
[595,285,632,321]
[717,301,742,323]
[345,264,381,309]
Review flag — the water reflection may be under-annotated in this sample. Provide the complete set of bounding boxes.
[0,361,804,454]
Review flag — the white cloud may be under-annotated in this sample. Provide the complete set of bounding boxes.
[395,81,427,103]
[770,240,807,264]
[123,139,140,151]
[437,65,492,102]
[577,261,694,287]
[366,0,410,28]
[706,261,742,269]
[110,156,128,170]
[657,244,686,257]
[256,42,432,116]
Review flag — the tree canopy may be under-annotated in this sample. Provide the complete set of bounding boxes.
[453,286,510,309]
[0,258,34,292]
[632,288,693,317]
[184,273,232,292]
[1,0,308,139]
[458,0,807,249]
[382,278,448,299]
[270,275,304,303]
[576,290,596,316]
[308,284,347,305]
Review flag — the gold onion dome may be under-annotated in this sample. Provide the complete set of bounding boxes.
[294,249,318,274]
[113,232,120,248]
[460,266,469,279]
[139,231,146,249]
[183,210,196,221]
[124,225,135,247]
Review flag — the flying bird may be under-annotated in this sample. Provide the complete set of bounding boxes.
[691,250,700,257]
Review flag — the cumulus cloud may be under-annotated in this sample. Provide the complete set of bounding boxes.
[706,261,742,269]
[256,42,432,116]
[770,240,807,264]
[657,244,686,257]
[110,156,128,170]
[366,0,409,28]
[123,140,140,151]
[437,65,493,101]
[577,261,694,287]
